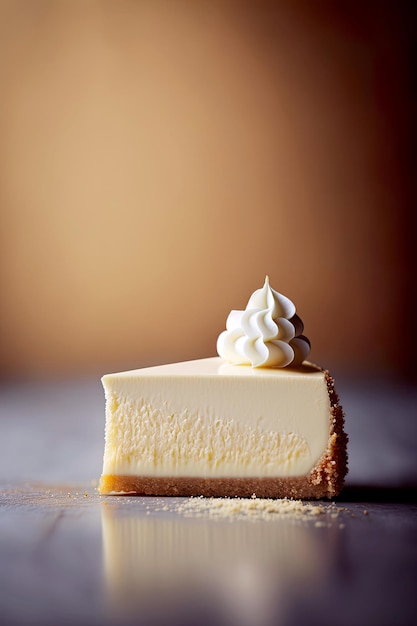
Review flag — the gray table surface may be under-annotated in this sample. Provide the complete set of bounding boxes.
[1,375,416,626]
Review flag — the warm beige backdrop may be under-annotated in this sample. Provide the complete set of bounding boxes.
[0,1,414,378]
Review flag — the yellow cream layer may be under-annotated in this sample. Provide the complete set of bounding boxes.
[101,357,330,478]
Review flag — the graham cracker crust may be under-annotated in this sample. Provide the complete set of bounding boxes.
[99,370,348,500]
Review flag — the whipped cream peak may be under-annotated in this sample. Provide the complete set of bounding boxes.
[217,276,310,368]
[246,275,296,319]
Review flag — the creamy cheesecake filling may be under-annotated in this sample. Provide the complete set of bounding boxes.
[101,358,330,479]
[103,401,310,477]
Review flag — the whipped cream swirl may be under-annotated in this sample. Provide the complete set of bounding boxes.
[217,276,310,368]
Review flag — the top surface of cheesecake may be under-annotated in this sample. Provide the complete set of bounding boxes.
[102,356,323,380]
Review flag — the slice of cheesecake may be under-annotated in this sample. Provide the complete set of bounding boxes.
[98,357,347,498]
[98,277,347,499]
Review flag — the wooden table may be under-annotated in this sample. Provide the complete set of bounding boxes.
[1,376,416,626]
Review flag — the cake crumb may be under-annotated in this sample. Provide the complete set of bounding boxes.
[177,496,342,523]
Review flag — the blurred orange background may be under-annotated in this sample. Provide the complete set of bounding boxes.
[0,1,414,379]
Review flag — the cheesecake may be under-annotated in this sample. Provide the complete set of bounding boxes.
[98,277,347,498]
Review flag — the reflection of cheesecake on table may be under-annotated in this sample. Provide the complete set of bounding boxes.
[101,505,327,619]
[99,277,347,498]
